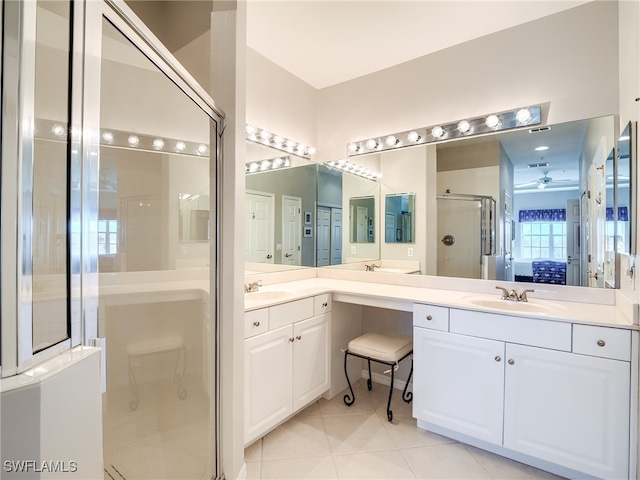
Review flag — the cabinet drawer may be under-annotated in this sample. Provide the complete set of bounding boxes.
[270,297,314,330]
[314,294,332,316]
[572,325,631,361]
[245,309,269,338]
[413,303,449,331]
[450,309,571,351]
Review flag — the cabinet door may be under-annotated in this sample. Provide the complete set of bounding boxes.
[504,344,630,479]
[245,325,293,443]
[292,314,330,411]
[413,328,505,445]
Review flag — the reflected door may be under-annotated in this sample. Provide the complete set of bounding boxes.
[246,191,274,263]
[503,192,513,281]
[330,208,342,265]
[437,198,482,279]
[566,199,581,286]
[316,206,330,266]
[282,195,301,265]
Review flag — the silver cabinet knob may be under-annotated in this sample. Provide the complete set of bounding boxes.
[289,338,295,342]
[322,302,328,307]
[253,321,260,327]
[296,335,302,340]
[508,359,515,365]
[597,340,606,347]
[426,315,433,321]
[495,356,501,362]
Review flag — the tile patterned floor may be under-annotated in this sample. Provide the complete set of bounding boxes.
[245,380,566,480]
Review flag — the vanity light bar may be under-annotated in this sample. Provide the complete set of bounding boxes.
[246,124,316,159]
[346,106,542,157]
[245,156,292,174]
[324,160,382,182]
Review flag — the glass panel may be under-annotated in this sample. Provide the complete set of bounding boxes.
[99,19,215,479]
[384,193,415,243]
[32,0,72,352]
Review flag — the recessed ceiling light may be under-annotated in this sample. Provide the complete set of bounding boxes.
[535,146,549,151]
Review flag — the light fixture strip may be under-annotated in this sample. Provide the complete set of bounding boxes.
[245,156,291,175]
[346,106,541,157]
[245,124,316,158]
[34,119,210,157]
[323,160,382,182]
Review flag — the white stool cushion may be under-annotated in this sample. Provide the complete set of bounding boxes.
[348,333,413,363]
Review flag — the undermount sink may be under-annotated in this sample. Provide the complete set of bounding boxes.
[245,290,291,301]
[461,296,565,315]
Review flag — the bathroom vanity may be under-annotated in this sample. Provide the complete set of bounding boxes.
[243,271,638,480]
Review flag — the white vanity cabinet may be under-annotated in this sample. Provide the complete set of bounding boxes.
[244,295,331,445]
[413,303,634,480]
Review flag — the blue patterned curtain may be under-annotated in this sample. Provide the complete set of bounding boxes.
[518,209,566,222]
[606,207,629,221]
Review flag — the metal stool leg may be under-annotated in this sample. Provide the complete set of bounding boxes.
[128,356,140,411]
[173,345,187,400]
[343,350,355,407]
[366,358,372,390]
[386,363,395,422]
[402,354,413,403]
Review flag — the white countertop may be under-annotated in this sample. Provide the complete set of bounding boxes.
[244,278,636,329]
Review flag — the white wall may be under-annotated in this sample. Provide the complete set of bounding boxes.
[316,1,619,163]
[246,48,318,152]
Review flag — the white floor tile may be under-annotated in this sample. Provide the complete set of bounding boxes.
[261,416,331,460]
[381,412,457,449]
[333,450,416,479]
[260,456,338,479]
[323,412,397,455]
[401,443,493,479]
[464,445,567,480]
[245,439,262,463]
[318,384,375,416]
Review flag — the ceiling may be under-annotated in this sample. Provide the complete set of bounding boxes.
[246,1,592,90]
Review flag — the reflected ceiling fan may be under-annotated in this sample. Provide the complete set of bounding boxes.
[515,170,574,190]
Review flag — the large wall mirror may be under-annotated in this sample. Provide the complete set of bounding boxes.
[244,114,636,290]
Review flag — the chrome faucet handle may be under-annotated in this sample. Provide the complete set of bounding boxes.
[518,289,535,302]
[508,289,519,301]
[495,286,510,300]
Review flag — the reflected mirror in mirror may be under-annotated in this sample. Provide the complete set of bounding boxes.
[385,193,415,243]
[617,122,633,255]
[349,196,375,243]
[179,194,210,242]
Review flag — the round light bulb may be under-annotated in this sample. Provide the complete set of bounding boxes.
[175,141,186,152]
[296,144,306,154]
[457,120,471,134]
[259,130,271,141]
[365,139,378,149]
[516,108,532,124]
[385,135,398,146]
[260,160,270,170]
[102,131,114,143]
[51,124,65,136]
[249,162,258,173]
[152,138,165,150]
[407,131,421,142]
[285,140,296,149]
[485,114,501,129]
[197,144,208,155]
[348,143,359,153]
[127,135,139,147]
[273,157,283,167]
[272,135,284,145]
[246,124,257,136]
[431,126,445,139]
[306,146,317,155]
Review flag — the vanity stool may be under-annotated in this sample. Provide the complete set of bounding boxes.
[343,333,413,421]
[126,333,187,410]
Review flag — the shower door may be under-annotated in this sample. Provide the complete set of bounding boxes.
[82,3,223,479]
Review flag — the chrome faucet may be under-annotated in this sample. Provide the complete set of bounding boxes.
[364,264,380,271]
[495,286,534,302]
[244,280,262,293]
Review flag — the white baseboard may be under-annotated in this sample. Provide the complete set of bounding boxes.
[361,369,413,392]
